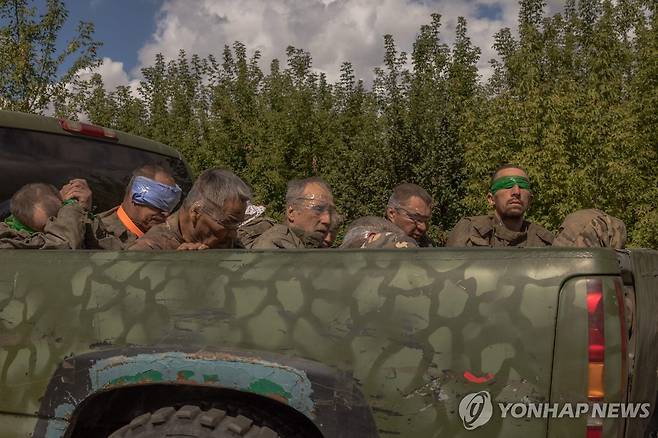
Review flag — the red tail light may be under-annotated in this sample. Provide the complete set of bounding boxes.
[58,119,118,140]
[587,279,604,437]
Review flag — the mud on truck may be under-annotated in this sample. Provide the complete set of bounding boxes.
[0,110,657,438]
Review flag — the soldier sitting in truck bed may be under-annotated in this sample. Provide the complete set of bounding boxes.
[0,179,92,249]
[340,216,417,249]
[96,164,182,249]
[251,177,336,249]
[446,164,554,247]
[128,168,250,250]
[554,208,627,248]
[385,183,436,247]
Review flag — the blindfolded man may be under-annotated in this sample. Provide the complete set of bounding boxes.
[446,165,553,247]
[97,164,182,249]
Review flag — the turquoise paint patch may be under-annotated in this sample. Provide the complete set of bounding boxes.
[54,402,75,418]
[108,369,163,385]
[44,418,68,438]
[249,378,292,399]
[89,352,315,417]
[44,401,76,438]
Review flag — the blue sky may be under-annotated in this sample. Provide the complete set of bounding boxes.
[61,0,163,73]
[52,0,565,89]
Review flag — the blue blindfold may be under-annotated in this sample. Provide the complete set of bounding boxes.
[130,176,182,212]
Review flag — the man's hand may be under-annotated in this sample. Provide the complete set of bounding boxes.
[176,242,209,251]
[60,179,92,210]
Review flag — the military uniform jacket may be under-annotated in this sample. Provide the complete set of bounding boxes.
[446,215,554,248]
[416,233,436,248]
[0,203,87,249]
[250,224,306,249]
[238,216,276,249]
[128,212,184,250]
[128,212,243,250]
[96,206,139,249]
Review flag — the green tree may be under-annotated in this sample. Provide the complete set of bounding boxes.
[0,0,100,113]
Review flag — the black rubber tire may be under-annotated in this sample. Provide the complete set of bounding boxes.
[108,405,280,438]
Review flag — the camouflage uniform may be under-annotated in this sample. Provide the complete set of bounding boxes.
[341,231,418,249]
[128,212,243,250]
[416,233,436,248]
[95,206,139,249]
[553,209,626,249]
[446,215,554,247]
[238,216,276,249]
[0,203,87,249]
[250,224,309,249]
[366,232,418,249]
[128,212,185,250]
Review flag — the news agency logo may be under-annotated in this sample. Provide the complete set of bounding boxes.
[458,391,652,430]
[459,391,493,430]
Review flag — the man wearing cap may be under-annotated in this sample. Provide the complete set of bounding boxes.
[96,164,182,249]
[251,177,336,249]
[446,164,553,247]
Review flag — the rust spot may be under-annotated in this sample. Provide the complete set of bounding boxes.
[176,370,195,382]
[265,393,289,404]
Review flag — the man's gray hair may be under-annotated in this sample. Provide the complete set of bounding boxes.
[183,168,251,212]
[387,183,432,209]
[341,216,405,248]
[285,177,331,207]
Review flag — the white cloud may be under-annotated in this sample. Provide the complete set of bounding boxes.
[135,0,535,84]
[77,57,128,88]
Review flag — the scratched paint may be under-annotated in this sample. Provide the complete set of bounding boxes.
[88,352,315,417]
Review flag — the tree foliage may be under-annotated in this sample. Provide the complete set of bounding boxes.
[0,0,100,113]
[4,0,656,247]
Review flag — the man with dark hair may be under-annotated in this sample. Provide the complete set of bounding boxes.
[340,216,417,249]
[0,179,92,249]
[446,165,553,247]
[251,177,336,249]
[96,164,182,249]
[385,183,435,247]
[129,168,250,250]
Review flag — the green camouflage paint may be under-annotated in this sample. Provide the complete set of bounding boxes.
[0,248,644,437]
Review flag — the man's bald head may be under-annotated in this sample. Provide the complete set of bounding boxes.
[10,183,62,231]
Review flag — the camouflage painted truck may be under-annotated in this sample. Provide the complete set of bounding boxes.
[0,110,657,438]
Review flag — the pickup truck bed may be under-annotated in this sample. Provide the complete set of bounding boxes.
[1,248,656,437]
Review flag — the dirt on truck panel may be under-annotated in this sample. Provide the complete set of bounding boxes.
[1,247,655,437]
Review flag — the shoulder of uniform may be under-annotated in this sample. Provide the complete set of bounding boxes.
[529,222,555,244]
[252,223,293,248]
[467,215,494,235]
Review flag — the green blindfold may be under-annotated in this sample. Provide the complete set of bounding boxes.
[490,176,531,194]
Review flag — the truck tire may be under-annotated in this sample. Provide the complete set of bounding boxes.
[108,405,280,438]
